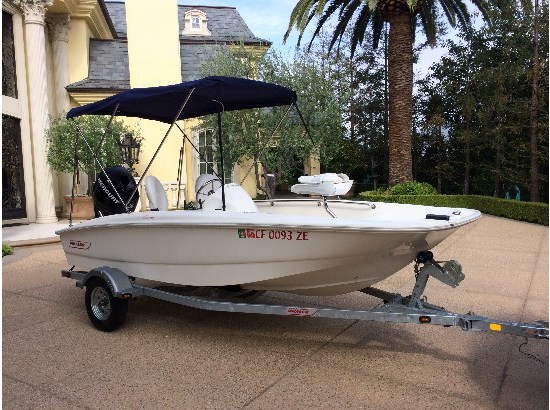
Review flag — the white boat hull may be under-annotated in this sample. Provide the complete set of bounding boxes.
[57,200,480,295]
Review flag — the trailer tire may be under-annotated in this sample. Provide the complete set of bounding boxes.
[85,278,128,332]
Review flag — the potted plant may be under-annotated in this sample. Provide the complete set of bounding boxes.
[46,114,141,219]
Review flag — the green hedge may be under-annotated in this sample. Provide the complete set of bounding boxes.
[358,193,549,226]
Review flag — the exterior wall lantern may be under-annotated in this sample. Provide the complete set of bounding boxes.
[119,133,141,175]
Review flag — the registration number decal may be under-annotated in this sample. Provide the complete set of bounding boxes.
[237,229,309,241]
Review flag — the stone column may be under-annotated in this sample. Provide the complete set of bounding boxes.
[47,13,73,202]
[16,0,58,223]
[46,13,70,114]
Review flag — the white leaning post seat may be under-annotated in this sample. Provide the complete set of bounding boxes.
[144,175,169,211]
[202,183,258,213]
[291,173,353,196]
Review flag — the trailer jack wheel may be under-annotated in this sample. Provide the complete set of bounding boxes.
[85,278,128,332]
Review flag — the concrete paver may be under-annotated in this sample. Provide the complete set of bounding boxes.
[2,220,69,247]
[2,215,548,409]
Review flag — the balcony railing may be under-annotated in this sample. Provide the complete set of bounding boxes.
[134,178,186,211]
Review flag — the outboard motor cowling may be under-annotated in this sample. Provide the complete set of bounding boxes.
[92,166,139,217]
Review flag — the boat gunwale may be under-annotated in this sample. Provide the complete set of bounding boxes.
[55,211,481,235]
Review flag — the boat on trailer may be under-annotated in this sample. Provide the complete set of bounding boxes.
[58,200,479,296]
[56,76,548,338]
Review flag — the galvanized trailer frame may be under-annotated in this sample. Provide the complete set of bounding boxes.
[62,252,549,339]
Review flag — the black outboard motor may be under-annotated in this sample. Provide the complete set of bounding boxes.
[92,166,139,217]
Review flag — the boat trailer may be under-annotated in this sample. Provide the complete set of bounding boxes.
[61,251,549,339]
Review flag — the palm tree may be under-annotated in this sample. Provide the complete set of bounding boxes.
[285,0,490,185]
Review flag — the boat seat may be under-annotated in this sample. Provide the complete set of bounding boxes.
[144,175,168,211]
[291,173,353,197]
[202,183,258,213]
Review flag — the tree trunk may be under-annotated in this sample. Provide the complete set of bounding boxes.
[383,23,389,144]
[463,120,471,195]
[387,13,413,185]
[529,0,540,202]
[437,126,442,193]
[494,144,502,198]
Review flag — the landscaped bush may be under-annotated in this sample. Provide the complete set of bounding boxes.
[388,181,438,196]
[2,243,13,257]
[357,192,549,226]
[362,181,437,196]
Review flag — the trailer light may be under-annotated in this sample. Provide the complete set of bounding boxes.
[121,293,133,299]
[419,316,431,324]
[489,323,502,332]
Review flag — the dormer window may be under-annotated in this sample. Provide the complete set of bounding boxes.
[182,10,211,36]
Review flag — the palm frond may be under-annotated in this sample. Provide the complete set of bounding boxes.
[315,0,330,15]
[297,8,318,48]
[285,0,319,41]
[350,4,373,56]
[445,0,471,28]
[438,0,457,26]
[328,0,363,52]
[307,0,349,49]
[371,11,384,48]
[419,0,437,46]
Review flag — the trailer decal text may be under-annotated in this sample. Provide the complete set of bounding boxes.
[286,307,318,317]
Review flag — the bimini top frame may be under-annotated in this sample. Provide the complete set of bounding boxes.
[66,76,307,212]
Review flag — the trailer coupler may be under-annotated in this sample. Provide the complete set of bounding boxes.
[458,316,549,339]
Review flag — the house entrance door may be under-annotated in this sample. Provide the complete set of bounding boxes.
[2,114,27,220]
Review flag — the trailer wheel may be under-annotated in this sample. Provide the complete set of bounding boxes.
[85,278,128,332]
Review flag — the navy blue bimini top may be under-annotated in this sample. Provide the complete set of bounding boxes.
[66,76,297,123]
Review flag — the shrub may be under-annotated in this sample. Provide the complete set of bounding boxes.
[361,186,389,195]
[361,181,438,196]
[46,114,141,194]
[357,193,549,226]
[2,243,13,257]
[388,181,438,196]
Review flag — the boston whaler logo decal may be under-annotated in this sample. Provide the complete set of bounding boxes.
[69,240,91,250]
[237,228,309,241]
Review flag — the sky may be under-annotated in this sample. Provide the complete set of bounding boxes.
[181,0,456,78]
[184,0,306,56]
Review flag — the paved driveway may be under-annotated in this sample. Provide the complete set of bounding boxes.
[2,215,548,409]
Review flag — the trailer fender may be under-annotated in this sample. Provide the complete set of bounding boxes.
[76,267,138,299]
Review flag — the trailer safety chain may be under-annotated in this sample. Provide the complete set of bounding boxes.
[518,337,547,365]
